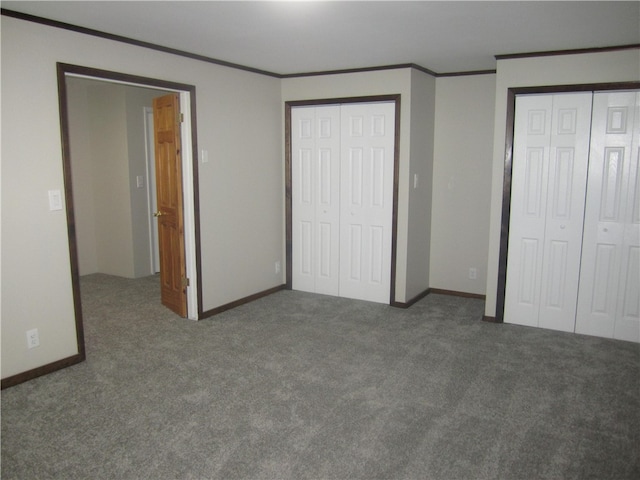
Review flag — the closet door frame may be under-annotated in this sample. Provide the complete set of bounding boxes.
[285,94,401,304]
[495,81,640,323]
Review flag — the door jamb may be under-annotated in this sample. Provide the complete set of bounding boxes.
[143,106,161,274]
[285,94,401,304]
[495,81,640,323]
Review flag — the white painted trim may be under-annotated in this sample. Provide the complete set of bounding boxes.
[143,107,160,275]
[180,91,198,320]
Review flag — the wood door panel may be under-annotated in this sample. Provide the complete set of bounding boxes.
[153,93,187,317]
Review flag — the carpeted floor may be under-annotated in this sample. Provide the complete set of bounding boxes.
[1,273,639,479]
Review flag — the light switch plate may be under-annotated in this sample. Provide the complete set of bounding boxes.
[48,190,62,211]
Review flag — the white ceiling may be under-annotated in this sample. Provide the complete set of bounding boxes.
[3,1,639,76]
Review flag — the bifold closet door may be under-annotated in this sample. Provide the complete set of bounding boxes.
[504,93,593,331]
[575,91,640,342]
[291,102,395,304]
[338,102,395,303]
[291,105,341,296]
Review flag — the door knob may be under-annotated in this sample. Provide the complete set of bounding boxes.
[153,211,165,217]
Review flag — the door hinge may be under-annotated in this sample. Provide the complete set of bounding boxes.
[182,276,190,288]
[180,113,184,123]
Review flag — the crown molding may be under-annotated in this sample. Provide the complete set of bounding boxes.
[495,44,640,61]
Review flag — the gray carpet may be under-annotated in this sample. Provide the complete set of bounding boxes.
[2,273,639,480]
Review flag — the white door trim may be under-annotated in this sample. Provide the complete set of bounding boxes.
[143,106,160,274]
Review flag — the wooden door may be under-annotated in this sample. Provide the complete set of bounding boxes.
[576,91,640,341]
[339,102,395,303]
[153,93,187,317]
[504,93,592,331]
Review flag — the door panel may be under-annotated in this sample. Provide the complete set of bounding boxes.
[538,93,593,332]
[576,91,640,341]
[153,93,187,317]
[505,93,592,331]
[291,102,394,304]
[339,102,395,303]
[505,95,553,327]
[292,106,341,296]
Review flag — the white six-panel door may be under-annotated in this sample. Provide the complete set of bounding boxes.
[505,93,593,332]
[338,103,395,303]
[576,91,640,342]
[292,105,341,296]
[506,90,639,342]
[291,102,395,304]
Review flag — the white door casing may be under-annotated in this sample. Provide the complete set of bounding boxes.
[576,91,640,342]
[291,102,395,304]
[144,107,161,274]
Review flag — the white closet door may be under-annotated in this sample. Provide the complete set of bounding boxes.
[538,93,593,331]
[339,102,395,303]
[504,95,553,327]
[576,91,640,342]
[291,105,341,295]
[505,93,592,331]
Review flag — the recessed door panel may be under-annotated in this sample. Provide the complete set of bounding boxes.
[348,224,363,282]
[524,147,545,217]
[369,225,384,285]
[300,221,313,276]
[599,147,625,222]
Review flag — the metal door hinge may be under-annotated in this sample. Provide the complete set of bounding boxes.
[182,276,190,287]
[180,113,184,123]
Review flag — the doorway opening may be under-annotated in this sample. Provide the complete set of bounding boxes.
[57,63,202,357]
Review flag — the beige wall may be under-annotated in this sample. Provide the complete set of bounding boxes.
[68,78,167,278]
[431,74,496,295]
[485,49,640,318]
[90,83,136,277]
[405,69,436,301]
[125,86,167,278]
[1,16,283,379]
[67,78,99,274]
